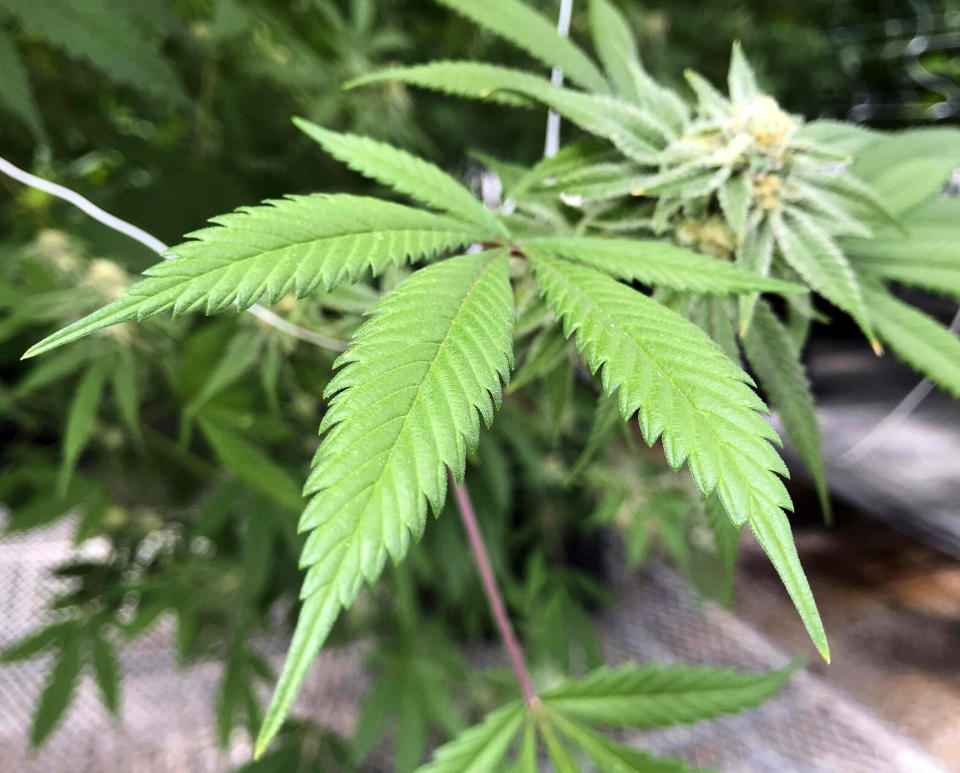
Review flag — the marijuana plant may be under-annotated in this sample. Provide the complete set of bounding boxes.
[15,0,960,767]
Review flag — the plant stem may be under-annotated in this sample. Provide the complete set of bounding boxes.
[448,469,540,707]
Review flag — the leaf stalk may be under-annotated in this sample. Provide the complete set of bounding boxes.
[448,468,540,707]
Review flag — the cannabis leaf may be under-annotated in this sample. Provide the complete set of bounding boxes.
[863,283,960,399]
[419,660,797,771]
[350,62,671,161]
[433,0,609,93]
[294,118,507,236]
[743,301,830,518]
[520,236,804,296]
[24,196,484,358]
[2,0,184,102]
[255,250,514,755]
[539,659,797,727]
[527,249,827,659]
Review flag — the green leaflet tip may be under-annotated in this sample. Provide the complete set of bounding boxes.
[870,339,884,357]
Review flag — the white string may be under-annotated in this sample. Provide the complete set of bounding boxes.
[840,306,960,464]
[543,0,574,158]
[0,154,346,351]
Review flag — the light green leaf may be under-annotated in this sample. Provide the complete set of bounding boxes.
[24,195,483,358]
[31,635,82,746]
[735,219,775,334]
[588,0,640,98]
[718,172,752,235]
[514,717,538,773]
[537,716,579,773]
[416,701,525,773]
[523,236,803,296]
[90,632,120,715]
[850,127,960,215]
[541,660,798,727]
[294,119,506,236]
[256,251,514,757]
[862,283,960,399]
[727,41,759,106]
[683,69,731,119]
[549,711,692,772]
[58,362,108,496]
[743,301,829,519]
[792,161,898,228]
[433,0,608,93]
[587,0,689,133]
[528,250,827,658]
[845,197,960,303]
[771,209,875,346]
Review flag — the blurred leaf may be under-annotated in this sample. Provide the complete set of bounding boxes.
[31,634,82,746]
[3,0,185,101]
[743,301,829,519]
[58,361,108,496]
[0,26,43,140]
[90,631,120,715]
[198,415,303,512]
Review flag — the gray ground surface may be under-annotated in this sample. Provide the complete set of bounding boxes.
[0,515,947,772]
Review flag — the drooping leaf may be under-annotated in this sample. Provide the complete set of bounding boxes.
[523,237,803,296]
[770,209,874,346]
[24,196,484,358]
[527,250,827,658]
[432,0,608,93]
[541,660,798,727]
[549,711,693,772]
[862,283,960,399]
[256,251,514,756]
[743,301,830,519]
[295,119,506,236]
[417,701,524,773]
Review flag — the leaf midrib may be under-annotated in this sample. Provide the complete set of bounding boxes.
[304,254,501,598]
